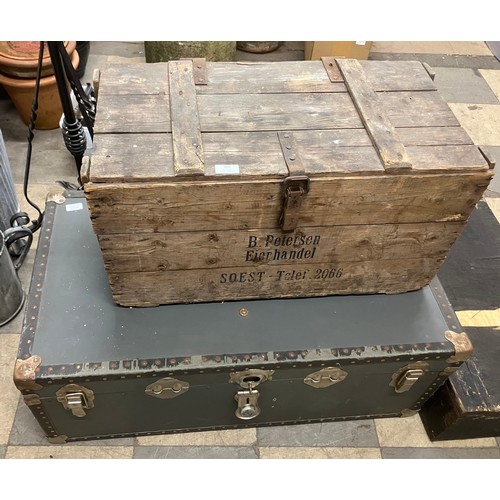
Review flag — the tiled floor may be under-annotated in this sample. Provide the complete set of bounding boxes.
[1,41,500,460]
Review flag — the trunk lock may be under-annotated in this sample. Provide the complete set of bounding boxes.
[230,369,274,421]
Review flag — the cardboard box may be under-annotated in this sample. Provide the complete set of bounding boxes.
[304,41,373,60]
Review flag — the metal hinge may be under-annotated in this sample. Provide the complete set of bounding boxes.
[390,362,429,393]
[145,377,190,400]
[230,369,274,420]
[56,384,94,418]
[304,367,348,389]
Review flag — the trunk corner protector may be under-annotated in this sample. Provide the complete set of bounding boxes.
[13,355,43,391]
[444,331,473,364]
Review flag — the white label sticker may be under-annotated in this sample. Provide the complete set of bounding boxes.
[215,164,240,175]
[355,41,366,46]
[66,203,84,212]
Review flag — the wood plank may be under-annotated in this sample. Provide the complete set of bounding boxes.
[89,128,480,183]
[379,91,459,128]
[90,133,175,182]
[106,258,441,306]
[360,60,436,91]
[396,127,472,146]
[200,61,345,94]
[97,63,169,96]
[197,92,363,132]
[84,172,492,234]
[98,222,465,273]
[336,58,412,173]
[95,90,461,135]
[94,94,171,134]
[168,60,204,176]
[408,145,488,173]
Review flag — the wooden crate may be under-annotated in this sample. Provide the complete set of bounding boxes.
[84,58,494,306]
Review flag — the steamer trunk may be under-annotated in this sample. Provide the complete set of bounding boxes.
[84,58,493,306]
[14,194,473,442]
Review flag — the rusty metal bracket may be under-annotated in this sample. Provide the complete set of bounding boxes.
[321,57,343,82]
[277,132,309,232]
[181,57,207,85]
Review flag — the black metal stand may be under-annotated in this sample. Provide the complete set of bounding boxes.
[46,42,96,182]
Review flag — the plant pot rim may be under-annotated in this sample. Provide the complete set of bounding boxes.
[0,42,76,78]
[0,51,79,88]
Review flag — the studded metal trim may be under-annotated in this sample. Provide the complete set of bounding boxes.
[17,201,57,361]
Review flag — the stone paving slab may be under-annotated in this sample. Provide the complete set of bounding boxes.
[371,41,493,56]
[257,420,379,448]
[376,415,498,448]
[136,429,256,447]
[8,399,134,446]
[433,67,500,104]
[258,447,381,459]
[381,447,500,459]
[480,69,500,100]
[369,52,500,70]
[5,445,133,459]
[133,446,258,459]
[0,335,21,446]
[0,445,5,459]
[448,103,500,145]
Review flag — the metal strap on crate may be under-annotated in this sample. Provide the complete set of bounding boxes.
[277,131,310,232]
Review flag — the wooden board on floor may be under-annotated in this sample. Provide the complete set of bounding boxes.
[421,200,500,440]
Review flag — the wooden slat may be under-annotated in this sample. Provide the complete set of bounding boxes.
[95,90,461,135]
[98,222,465,273]
[168,60,205,176]
[97,63,169,96]
[89,128,483,183]
[94,94,171,134]
[408,145,488,173]
[84,172,492,234]
[199,61,344,94]
[378,91,459,128]
[107,258,442,307]
[198,93,363,132]
[336,58,412,173]
[90,134,175,182]
[360,60,436,91]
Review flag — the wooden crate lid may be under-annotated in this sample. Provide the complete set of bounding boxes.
[89,59,489,183]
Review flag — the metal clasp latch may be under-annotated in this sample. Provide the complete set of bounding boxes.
[390,362,429,394]
[393,369,425,393]
[56,384,94,418]
[280,176,310,232]
[230,369,274,420]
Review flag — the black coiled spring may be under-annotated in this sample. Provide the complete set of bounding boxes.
[62,119,87,158]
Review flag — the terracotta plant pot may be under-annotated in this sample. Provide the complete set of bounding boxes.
[0,50,79,130]
[0,41,76,78]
